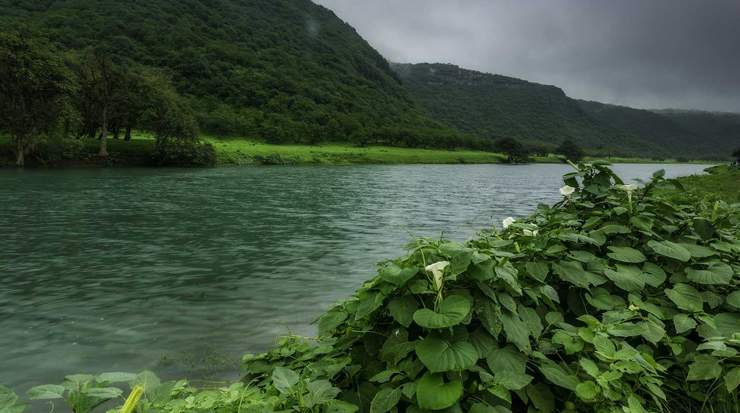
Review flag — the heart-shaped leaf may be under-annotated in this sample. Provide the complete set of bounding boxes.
[416,373,463,410]
[686,263,733,285]
[380,263,418,287]
[416,336,478,373]
[604,264,645,292]
[607,246,646,263]
[413,295,471,329]
[665,283,704,312]
[648,240,691,262]
[388,296,418,328]
[369,387,401,413]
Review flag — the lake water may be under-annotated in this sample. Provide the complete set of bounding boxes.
[0,163,710,393]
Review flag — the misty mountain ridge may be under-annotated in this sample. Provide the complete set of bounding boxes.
[394,62,739,159]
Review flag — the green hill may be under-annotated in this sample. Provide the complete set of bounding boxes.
[578,102,738,160]
[392,63,659,157]
[394,63,737,159]
[0,0,470,147]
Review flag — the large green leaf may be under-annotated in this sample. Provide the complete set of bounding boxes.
[26,385,64,400]
[369,387,402,413]
[486,346,526,375]
[413,295,471,329]
[96,372,137,384]
[604,264,644,292]
[355,291,385,320]
[388,296,419,328]
[673,314,697,334]
[687,355,722,381]
[83,387,123,399]
[538,360,578,390]
[686,263,733,285]
[575,381,599,401]
[305,380,341,408]
[648,240,691,262]
[727,290,740,310]
[665,283,704,312]
[525,261,549,282]
[318,309,348,336]
[380,263,418,287]
[500,312,531,352]
[552,261,605,288]
[642,263,667,287]
[607,247,646,263]
[272,367,300,394]
[416,373,463,411]
[725,367,740,392]
[416,336,478,373]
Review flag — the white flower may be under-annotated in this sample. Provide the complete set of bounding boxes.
[502,217,516,229]
[618,184,638,192]
[425,261,450,290]
[523,229,539,237]
[559,185,576,196]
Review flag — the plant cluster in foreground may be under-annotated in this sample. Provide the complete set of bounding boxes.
[2,163,738,413]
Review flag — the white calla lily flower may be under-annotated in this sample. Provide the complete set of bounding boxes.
[502,217,516,229]
[559,185,576,196]
[425,261,450,290]
[618,184,638,192]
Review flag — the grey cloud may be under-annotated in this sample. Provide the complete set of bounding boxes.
[314,0,740,112]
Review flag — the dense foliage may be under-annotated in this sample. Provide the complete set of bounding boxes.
[0,29,215,166]
[394,63,739,160]
[0,31,75,166]
[5,164,738,413]
[0,0,474,150]
[392,63,660,158]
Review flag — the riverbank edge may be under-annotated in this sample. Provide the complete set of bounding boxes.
[0,135,720,168]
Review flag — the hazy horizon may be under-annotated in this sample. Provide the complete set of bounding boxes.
[315,0,740,114]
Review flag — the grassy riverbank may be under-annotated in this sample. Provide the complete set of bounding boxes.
[663,164,740,203]
[0,134,721,167]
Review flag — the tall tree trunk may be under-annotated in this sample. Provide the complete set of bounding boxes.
[15,136,25,167]
[99,107,109,157]
[124,125,132,141]
[113,127,120,140]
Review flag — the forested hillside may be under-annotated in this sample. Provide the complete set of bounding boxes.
[395,63,738,159]
[0,0,473,148]
[579,102,739,160]
[392,63,659,157]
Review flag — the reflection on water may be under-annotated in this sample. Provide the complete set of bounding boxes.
[0,163,709,391]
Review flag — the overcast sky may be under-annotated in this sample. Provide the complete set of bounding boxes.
[314,0,740,112]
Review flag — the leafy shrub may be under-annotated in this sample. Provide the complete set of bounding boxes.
[243,163,739,412]
[151,140,216,167]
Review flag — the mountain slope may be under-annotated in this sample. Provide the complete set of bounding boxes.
[656,110,740,156]
[0,0,455,144]
[578,102,737,160]
[392,63,659,156]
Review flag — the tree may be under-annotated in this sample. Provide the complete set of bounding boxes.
[493,137,529,163]
[0,32,74,166]
[556,139,584,162]
[74,48,123,157]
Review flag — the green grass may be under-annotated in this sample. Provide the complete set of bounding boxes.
[663,165,740,203]
[205,137,506,165]
[0,133,723,167]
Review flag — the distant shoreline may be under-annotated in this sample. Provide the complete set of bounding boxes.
[0,135,720,168]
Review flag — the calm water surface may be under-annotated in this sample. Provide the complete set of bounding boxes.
[0,163,709,391]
